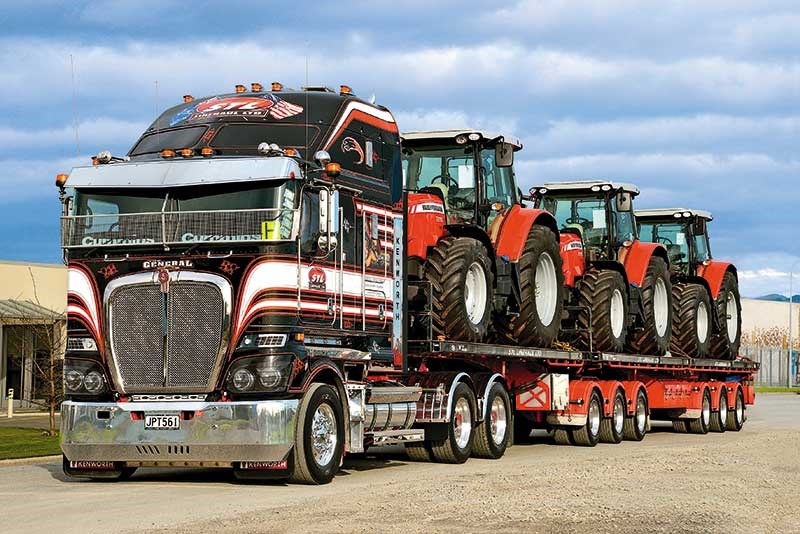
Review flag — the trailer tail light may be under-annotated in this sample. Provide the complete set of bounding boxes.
[161,149,175,159]
[180,148,194,158]
[183,94,194,102]
[200,147,213,157]
[55,173,69,187]
[272,81,283,91]
[235,84,246,93]
[251,82,263,92]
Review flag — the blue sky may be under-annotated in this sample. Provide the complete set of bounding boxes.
[0,0,798,296]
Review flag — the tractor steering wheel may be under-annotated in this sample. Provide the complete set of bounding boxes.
[656,236,674,246]
[566,216,591,226]
[431,174,458,190]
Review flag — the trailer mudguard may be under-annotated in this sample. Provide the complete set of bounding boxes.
[597,380,624,418]
[618,240,669,287]
[697,260,737,299]
[493,205,559,262]
[406,192,446,260]
[620,381,646,417]
[565,379,601,418]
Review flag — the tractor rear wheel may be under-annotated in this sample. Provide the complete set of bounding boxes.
[670,282,712,358]
[495,225,564,347]
[423,237,494,342]
[629,256,672,355]
[710,272,741,359]
[576,269,628,352]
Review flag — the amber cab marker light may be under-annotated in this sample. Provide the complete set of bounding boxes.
[339,85,352,95]
[325,162,341,177]
[271,81,283,91]
[284,148,299,157]
[251,82,263,92]
[180,148,194,158]
[235,84,246,93]
[161,149,175,159]
[55,173,68,188]
[183,94,194,103]
[294,332,305,342]
[200,147,213,157]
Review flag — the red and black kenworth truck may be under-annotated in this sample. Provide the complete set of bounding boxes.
[58,84,757,484]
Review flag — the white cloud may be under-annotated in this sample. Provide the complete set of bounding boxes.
[0,118,146,155]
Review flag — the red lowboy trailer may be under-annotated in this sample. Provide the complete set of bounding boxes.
[57,85,757,484]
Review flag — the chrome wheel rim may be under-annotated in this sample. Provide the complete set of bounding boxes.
[535,252,559,327]
[736,394,744,425]
[453,397,472,449]
[611,288,625,338]
[613,396,625,435]
[636,395,647,433]
[654,277,669,337]
[490,396,508,445]
[719,394,728,423]
[464,262,488,325]
[726,293,738,343]
[588,398,601,437]
[701,393,711,427]
[697,300,709,343]
[311,403,337,467]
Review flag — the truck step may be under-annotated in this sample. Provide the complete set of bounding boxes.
[367,386,422,404]
[367,428,424,446]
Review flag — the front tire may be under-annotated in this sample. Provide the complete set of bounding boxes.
[576,269,628,352]
[289,383,344,485]
[495,225,564,347]
[424,237,494,342]
[629,256,672,355]
[710,272,742,359]
[473,382,511,459]
[430,382,476,463]
[671,282,712,358]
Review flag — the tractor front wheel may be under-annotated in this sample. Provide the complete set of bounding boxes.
[629,256,672,355]
[671,282,712,358]
[576,269,628,352]
[710,272,741,359]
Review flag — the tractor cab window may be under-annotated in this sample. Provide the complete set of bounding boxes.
[542,196,609,250]
[611,202,636,245]
[694,231,711,263]
[403,145,476,223]
[480,149,515,208]
[643,222,689,265]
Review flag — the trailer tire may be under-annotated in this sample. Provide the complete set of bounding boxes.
[599,390,625,444]
[710,272,742,360]
[424,237,494,342]
[495,225,564,348]
[404,442,433,462]
[672,419,689,433]
[289,383,344,485]
[726,388,746,431]
[670,282,712,358]
[623,388,648,441]
[576,269,628,352]
[430,382,476,463]
[553,427,572,445]
[570,390,602,447]
[628,256,672,356]
[710,389,728,433]
[688,388,711,434]
[473,382,511,459]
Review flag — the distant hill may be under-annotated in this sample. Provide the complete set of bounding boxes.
[755,293,800,302]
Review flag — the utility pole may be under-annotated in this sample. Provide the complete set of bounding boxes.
[789,260,799,388]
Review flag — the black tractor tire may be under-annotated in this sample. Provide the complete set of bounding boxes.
[495,225,564,348]
[289,383,345,485]
[709,389,728,433]
[570,390,602,447]
[710,271,742,360]
[628,256,672,356]
[622,388,648,441]
[430,382,476,464]
[423,237,494,342]
[670,282,712,358]
[688,388,711,435]
[726,388,746,431]
[576,269,628,352]
[599,389,625,444]
[473,383,512,459]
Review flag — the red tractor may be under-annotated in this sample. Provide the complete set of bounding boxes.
[402,130,564,347]
[636,208,741,359]
[530,181,672,355]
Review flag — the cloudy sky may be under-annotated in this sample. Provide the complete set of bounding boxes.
[1,0,798,296]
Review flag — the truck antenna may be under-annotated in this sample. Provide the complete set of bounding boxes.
[304,43,309,161]
[70,54,80,156]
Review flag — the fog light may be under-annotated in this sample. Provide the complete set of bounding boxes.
[83,371,105,394]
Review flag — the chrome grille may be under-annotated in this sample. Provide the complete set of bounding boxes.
[106,272,230,393]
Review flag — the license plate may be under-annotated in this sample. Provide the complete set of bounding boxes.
[144,414,180,430]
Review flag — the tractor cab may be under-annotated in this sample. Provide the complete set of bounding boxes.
[636,208,713,276]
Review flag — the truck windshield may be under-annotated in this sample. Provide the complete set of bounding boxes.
[67,180,298,248]
[639,222,689,264]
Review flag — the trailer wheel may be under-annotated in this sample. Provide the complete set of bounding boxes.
[289,383,344,485]
[672,419,689,433]
[622,388,648,441]
[553,427,572,445]
[709,389,728,433]
[495,225,564,348]
[629,256,672,356]
[404,442,433,462]
[671,282,712,358]
[62,456,137,481]
[710,272,742,360]
[688,388,711,434]
[726,388,746,431]
[430,382,475,463]
[424,237,494,342]
[576,269,628,352]
[570,390,602,446]
[599,389,625,444]
[473,382,511,459]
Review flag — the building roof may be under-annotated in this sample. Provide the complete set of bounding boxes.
[534,180,640,195]
[635,208,714,221]
[401,129,523,149]
[0,299,63,322]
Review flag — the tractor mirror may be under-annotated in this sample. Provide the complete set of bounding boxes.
[693,218,706,235]
[616,191,632,212]
[318,188,340,250]
[496,142,514,167]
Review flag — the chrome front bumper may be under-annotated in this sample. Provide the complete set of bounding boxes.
[60,399,298,465]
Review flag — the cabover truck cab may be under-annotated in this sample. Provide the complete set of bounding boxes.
[530,181,672,355]
[637,208,741,359]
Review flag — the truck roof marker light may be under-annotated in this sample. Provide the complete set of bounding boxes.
[55,173,68,188]
[339,85,352,95]
[180,148,194,158]
[183,95,194,102]
[272,82,283,91]
[235,84,246,93]
[601,185,612,191]
[251,82,263,92]
[467,133,481,141]
[200,147,213,157]
[161,149,175,159]
[591,185,601,192]
[455,134,467,144]
[284,148,299,157]
[325,162,341,178]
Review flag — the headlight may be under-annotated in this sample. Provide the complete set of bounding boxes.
[63,359,107,395]
[226,355,296,394]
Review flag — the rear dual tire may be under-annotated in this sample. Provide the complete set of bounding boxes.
[473,383,512,459]
[429,382,476,464]
[622,388,648,441]
[599,390,625,444]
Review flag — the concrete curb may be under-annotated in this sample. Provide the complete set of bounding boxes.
[0,455,61,467]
